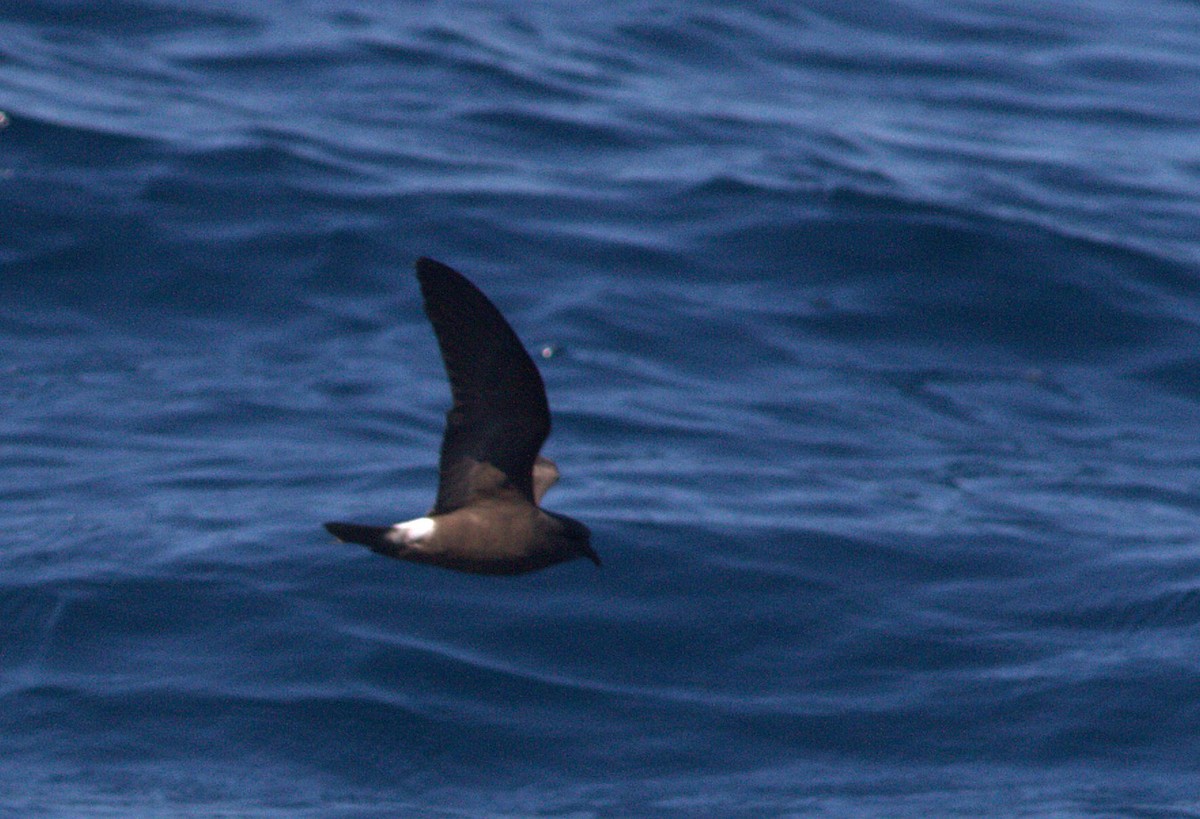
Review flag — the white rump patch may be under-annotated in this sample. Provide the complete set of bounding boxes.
[393,516,436,544]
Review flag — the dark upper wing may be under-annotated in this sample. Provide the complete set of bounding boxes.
[416,257,550,513]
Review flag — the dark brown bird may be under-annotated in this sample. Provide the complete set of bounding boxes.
[324,257,598,575]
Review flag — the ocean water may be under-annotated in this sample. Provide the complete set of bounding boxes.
[3,0,1200,815]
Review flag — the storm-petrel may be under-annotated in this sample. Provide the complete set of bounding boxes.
[324,257,597,575]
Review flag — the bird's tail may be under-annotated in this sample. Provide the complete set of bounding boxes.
[324,522,396,557]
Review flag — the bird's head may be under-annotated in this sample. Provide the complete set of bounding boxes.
[547,511,600,567]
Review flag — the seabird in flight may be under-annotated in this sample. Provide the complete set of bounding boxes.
[324,257,598,575]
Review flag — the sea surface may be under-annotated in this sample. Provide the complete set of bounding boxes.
[3,1,1200,815]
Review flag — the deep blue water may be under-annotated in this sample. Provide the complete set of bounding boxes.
[4,0,1200,814]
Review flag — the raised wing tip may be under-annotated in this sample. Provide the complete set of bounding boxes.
[415,257,478,310]
[416,257,455,279]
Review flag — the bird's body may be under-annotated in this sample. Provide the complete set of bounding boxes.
[324,258,597,575]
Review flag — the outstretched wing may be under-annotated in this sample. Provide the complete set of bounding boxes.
[416,257,550,513]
